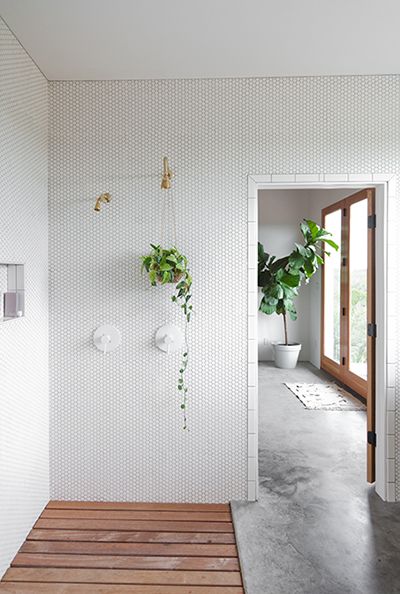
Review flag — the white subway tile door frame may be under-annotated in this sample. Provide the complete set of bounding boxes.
[247,173,396,502]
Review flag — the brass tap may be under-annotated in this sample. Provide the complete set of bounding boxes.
[161,157,172,190]
[94,192,111,212]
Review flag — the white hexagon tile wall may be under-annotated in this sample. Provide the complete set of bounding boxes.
[49,76,400,503]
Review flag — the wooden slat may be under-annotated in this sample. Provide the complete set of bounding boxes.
[35,519,234,533]
[21,540,237,557]
[4,568,241,586]
[47,501,230,512]
[27,529,236,544]
[0,585,244,594]
[41,509,231,522]
[12,553,239,571]
[1,501,243,593]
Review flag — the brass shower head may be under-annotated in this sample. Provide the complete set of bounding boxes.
[94,192,111,212]
[161,157,172,190]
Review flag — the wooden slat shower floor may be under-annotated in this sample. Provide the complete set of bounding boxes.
[0,500,244,594]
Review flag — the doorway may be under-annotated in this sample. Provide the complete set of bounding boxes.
[246,173,392,502]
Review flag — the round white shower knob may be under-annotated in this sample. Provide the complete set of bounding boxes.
[155,324,184,353]
[93,325,121,353]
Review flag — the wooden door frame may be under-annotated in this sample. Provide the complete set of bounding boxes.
[247,173,394,502]
[320,189,374,399]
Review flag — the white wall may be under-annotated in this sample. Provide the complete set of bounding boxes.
[48,76,400,503]
[258,190,311,361]
[0,18,49,578]
[258,189,357,365]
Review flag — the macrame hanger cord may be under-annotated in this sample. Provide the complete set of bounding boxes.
[160,192,177,247]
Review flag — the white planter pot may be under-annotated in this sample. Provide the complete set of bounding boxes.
[272,343,302,369]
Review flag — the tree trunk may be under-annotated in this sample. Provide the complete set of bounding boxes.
[283,312,288,345]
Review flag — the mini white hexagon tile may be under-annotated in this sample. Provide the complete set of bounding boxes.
[48,76,400,502]
[0,18,49,577]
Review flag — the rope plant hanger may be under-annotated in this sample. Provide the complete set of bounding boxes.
[141,158,193,429]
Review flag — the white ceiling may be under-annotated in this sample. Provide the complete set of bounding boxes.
[0,0,399,80]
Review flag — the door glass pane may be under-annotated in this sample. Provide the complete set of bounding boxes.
[349,199,368,379]
[323,210,342,363]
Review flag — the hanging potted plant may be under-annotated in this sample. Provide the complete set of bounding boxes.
[258,219,338,369]
[141,244,192,428]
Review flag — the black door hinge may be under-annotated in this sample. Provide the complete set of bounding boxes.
[368,214,376,229]
[342,356,346,365]
[367,323,377,338]
[342,257,347,267]
[367,431,377,447]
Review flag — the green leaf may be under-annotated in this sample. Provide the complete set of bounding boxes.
[159,262,172,271]
[280,272,300,287]
[305,219,319,239]
[289,251,304,268]
[303,258,314,277]
[259,301,276,315]
[323,238,339,251]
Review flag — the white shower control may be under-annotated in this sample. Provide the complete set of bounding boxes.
[93,325,121,353]
[155,324,184,354]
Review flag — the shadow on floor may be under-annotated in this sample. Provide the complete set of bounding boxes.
[232,362,400,594]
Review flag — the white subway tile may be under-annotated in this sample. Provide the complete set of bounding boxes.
[250,174,271,184]
[248,316,257,340]
[387,482,396,502]
[247,176,258,198]
[248,387,257,410]
[323,173,349,182]
[248,242,257,269]
[247,481,257,501]
[387,363,396,388]
[248,267,257,290]
[247,198,257,222]
[248,434,257,457]
[248,294,258,317]
[387,411,395,435]
[248,363,257,387]
[387,459,395,483]
[348,173,372,181]
[248,409,257,432]
[248,222,257,245]
[247,457,257,481]
[248,339,258,364]
[372,173,392,182]
[295,174,320,182]
[387,388,395,411]
[387,435,395,458]
[271,174,295,183]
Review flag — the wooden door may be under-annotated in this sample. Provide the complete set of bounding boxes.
[321,189,376,482]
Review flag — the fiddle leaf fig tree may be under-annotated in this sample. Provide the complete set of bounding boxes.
[258,219,338,345]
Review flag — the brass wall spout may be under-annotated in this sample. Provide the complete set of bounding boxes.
[94,192,111,212]
[161,157,172,190]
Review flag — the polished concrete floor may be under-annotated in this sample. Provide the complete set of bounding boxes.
[232,362,400,594]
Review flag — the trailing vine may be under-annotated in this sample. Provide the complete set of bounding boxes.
[141,244,193,428]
